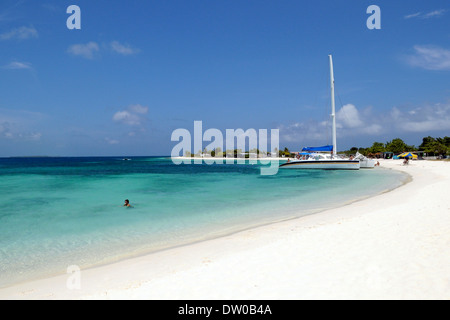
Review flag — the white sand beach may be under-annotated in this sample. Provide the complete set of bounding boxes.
[1,159,449,300]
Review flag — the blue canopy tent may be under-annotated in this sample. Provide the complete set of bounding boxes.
[302,145,333,152]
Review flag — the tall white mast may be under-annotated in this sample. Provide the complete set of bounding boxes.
[329,55,337,156]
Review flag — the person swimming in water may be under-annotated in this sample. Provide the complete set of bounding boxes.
[123,199,132,207]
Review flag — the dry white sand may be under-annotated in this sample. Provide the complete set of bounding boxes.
[1,159,449,300]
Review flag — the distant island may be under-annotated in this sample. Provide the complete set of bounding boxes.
[8,156,62,158]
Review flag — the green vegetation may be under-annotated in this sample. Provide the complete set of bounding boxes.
[418,136,450,156]
[183,136,449,158]
[278,147,291,157]
[341,136,449,157]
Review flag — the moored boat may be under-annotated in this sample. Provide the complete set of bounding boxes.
[280,55,360,170]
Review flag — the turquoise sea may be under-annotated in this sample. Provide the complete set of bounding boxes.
[0,157,408,288]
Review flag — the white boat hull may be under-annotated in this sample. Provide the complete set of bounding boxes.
[280,159,360,170]
[359,159,375,168]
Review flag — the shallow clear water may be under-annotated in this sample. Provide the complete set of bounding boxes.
[0,157,408,287]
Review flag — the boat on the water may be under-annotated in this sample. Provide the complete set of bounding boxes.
[280,55,360,170]
[354,152,376,169]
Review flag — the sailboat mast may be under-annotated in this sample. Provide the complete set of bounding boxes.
[329,55,337,156]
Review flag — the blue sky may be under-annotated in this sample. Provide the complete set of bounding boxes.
[0,0,449,156]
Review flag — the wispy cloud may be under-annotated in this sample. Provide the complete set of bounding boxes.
[2,61,33,70]
[0,108,45,141]
[67,41,140,59]
[404,12,422,19]
[0,11,10,23]
[42,3,60,13]
[26,132,42,141]
[404,9,446,19]
[105,137,120,145]
[1,130,43,141]
[67,42,100,59]
[0,121,12,138]
[113,104,149,126]
[406,45,450,71]
[0,26,38,40]
[110,41,140,55]
[423,9,446,18]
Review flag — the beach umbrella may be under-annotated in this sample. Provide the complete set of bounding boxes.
[398,152,417,159]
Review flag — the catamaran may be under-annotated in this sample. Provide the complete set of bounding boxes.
[280,55,360,170]
[354,152,376,169]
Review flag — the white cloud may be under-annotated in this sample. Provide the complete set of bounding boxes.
[110,41,140,55]
[113,111,141,126]
[393,103,450,133]
[113,104,149,126]
[0,26,38,40]
[336,104,364,128]
[335,104,382,135]
[278,101,450,147]
[406,45,450,71]
[404,9,445,19]
[3,61,32,70]
[128,104,148,114]
[67,42,100,59]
